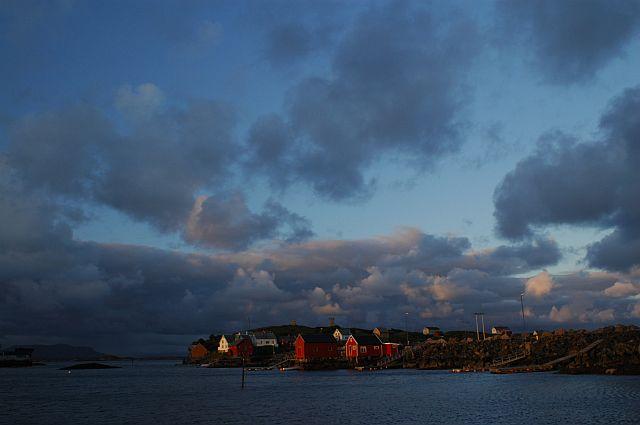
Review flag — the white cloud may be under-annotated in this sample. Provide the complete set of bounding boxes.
[604,281,639,298]
[548,305,574,322]
[525,271,554,298]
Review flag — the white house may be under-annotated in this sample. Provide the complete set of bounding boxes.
[218,335,236,352]
[491,326,512,336]
[422,326,442,336]
[251,331,278,347]
[333,328,352,342]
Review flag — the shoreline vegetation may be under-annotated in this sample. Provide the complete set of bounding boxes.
[186,324,640,375]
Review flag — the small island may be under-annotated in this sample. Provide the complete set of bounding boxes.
[60,363,121,370]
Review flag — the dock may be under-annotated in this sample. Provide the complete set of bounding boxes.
[490,339,603,374]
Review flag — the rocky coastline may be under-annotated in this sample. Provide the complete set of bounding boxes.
[415,325,640,375]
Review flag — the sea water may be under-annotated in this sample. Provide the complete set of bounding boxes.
[2,361,639,424]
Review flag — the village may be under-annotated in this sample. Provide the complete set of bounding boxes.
[185,317,522,371]
[185,319,640,375]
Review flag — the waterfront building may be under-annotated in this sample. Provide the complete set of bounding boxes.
[295,334,338,361]
[0,347,34,367]
[251,331,278,347]
[333,328,352,342]
[189,340,216,360]
[382,342,401,357]
[345,334,383,360]
[491,326,512,336]
[228,336,254,359]
[218,335,236,352]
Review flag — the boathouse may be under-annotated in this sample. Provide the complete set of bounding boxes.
[382,342,401,357]
[228,336,254,359]
[295,334,338,361]
[345,334,383,360]
[189,340,217,360]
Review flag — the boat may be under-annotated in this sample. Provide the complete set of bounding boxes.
[279,366,301,371]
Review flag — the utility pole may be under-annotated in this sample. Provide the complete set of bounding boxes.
[520,293,527,335]
[474,313,480,342]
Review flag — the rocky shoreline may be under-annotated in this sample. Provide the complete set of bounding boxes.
[415,325,640,375]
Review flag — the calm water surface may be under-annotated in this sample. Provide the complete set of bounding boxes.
[2,361,639,424]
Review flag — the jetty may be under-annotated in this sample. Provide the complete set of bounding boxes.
[490,348,529,368]
[246,356,294,371]
[491,339,603,374]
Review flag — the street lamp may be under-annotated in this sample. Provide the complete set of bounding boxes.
[404,312,409,346]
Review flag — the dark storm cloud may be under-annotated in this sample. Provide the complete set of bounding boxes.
[8,106,114,197]
[4,84,315,250]
[7,87,247,231]
[1,188,632,355]
[494,86,640,271]
[184,192,313,251]
[244,114,293,189]
[98,96,238,231]
[0,184,564,342]
[248,3,479,200]
[496,0,640,84]
[264,23,320,67]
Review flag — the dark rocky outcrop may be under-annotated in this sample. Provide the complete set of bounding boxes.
[60,362,121,370]
[416,325,640,375]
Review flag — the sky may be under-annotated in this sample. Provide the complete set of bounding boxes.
[1,0,640,355]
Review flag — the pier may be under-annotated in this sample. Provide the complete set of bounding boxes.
[491,339,603,374]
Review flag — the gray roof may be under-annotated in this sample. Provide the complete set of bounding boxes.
[221,334,236,343]
[230,335,253,346]
[352,334,383,345]
[299,334,337,344]
[253,331,277,339]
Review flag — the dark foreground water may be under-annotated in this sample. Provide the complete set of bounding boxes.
[2,361,639,424]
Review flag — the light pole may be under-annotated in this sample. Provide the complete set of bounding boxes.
[405,312,409,346]
[520,293,526,335]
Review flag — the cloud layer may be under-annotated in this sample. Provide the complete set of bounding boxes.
[494,86,640,271]
[496,0,640,84]
[249,3,479,200]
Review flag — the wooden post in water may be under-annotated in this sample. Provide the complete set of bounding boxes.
[241,357,245,390]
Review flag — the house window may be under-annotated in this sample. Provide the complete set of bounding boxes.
[360,347,366,353]
[374,346,379,350]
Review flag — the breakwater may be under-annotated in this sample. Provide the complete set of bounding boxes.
[416,325,640,374]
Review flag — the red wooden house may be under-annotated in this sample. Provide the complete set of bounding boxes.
[345,334,383,360]
[382,342,401,357]
[295,334,338,361]
[228,336,254,359]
